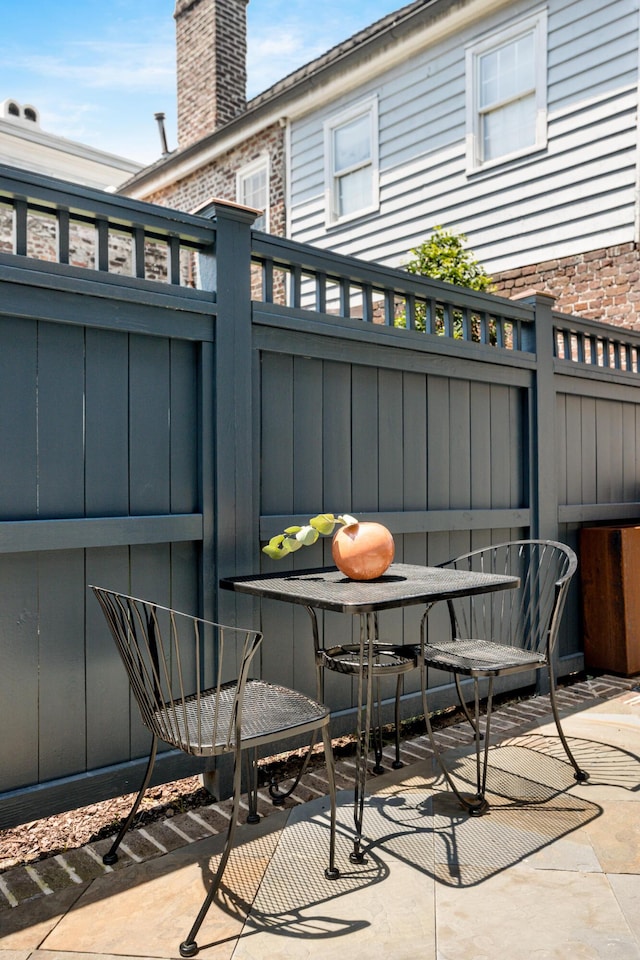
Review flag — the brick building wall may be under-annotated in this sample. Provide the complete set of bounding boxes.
[0,209,183,282]
[146,123,286,234]
[493,242,640,330]
[174,0,248,149]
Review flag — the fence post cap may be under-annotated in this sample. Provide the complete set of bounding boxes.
[510,288,556,306]
[191,196,259,225]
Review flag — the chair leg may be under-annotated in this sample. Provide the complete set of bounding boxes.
[455,673,483,739]
[392,674,403,769]
[179,725,339,958]
[547,665,589,782]
[321,722,340,880]
[371,674,404,773]
[245,748,260,824]
[421,665,488,816]
[267,604,330,802]
[179,745,243,958]
[103,735,158,865]
[474,677,493,809]
[268,729,319,804]
[371,676,384,774]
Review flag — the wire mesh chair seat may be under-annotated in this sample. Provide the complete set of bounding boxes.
[417,540,589,816]
[421,638,547,676]
[152,679,332,755]
[91,586,339,958]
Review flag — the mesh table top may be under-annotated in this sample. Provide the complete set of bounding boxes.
[221,563,518,614]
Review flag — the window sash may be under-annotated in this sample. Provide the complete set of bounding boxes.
[479,32,535,112]
[337,166,372,218]
[481,91,537,162]
[325,99,378,224]
[467,11,547,170]
[237,159,269,231]
[333,114,372,174]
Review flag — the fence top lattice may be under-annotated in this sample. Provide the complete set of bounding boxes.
[4,163,640,371]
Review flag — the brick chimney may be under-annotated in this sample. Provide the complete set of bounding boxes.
[174,0,249,149]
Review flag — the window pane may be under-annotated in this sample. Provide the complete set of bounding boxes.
[482,93,536,161]
[480,32,534,108]
[334,114,371,173]
[240,168,266,209]
[338,166,371,217]
[239,166,267,230]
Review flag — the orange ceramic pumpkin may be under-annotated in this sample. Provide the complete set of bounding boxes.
[331,521,395,580]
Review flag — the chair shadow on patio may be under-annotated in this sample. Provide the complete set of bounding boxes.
[37,803,384,957]
[189,799,389,953]
[351,730,640,889]
[29,729,640,957]
[171,728,640,951]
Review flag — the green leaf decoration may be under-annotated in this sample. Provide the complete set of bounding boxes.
[296,525,319,546]
[310,514,337,535]
[339,514,358,526]
[262,535,291,559]
[261,512,359,560]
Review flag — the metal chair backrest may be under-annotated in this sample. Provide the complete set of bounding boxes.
[439,540,577,661]
[91,586,262,756]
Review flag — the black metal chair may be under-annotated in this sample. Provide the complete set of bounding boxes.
[417,540,589,815]
[91,586,339,957]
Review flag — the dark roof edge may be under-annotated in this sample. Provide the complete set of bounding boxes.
[120,0,464,193]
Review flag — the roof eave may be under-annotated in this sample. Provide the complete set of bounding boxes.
[119,0,495,197]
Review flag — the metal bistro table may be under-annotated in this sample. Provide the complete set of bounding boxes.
[221,561,518,862]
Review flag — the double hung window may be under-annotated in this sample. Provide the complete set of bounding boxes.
[325,98,379,225]
[466,11,547,170]
[237,156,269,231]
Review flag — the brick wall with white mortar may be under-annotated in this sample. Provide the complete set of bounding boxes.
[494,243,640,330]
[146,123,286,234]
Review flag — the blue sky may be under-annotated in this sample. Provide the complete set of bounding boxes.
[1,0,404,165]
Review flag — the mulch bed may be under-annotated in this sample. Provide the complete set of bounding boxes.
[0,688,535,873]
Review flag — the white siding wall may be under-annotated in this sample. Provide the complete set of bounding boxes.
[288,0,639,274]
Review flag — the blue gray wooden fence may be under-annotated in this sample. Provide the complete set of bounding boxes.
[1,165,639,827]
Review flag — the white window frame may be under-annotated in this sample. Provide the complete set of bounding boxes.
[466,9,548,172]
[324,97,379,227]
[236,155,270,231]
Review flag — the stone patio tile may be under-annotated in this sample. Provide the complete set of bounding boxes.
[0,883,89,951]
[234,793,437,960]
[609,874,640,946]
[582,801,640,874]
[39,813,288,960]
[238,861,436,960]
[435,864,639,959]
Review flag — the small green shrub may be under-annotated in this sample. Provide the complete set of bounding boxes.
[397,226,493,335]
